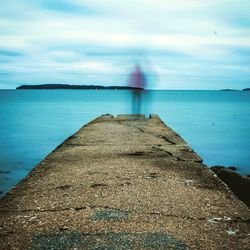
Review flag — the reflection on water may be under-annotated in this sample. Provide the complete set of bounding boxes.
[0,89,250,196]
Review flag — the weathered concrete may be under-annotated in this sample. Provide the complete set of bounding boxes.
[0,114,249,249]
[211,166,250,208]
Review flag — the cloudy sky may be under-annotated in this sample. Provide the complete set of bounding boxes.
[0,0,249,89]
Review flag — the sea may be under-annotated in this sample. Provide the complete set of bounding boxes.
[0,89,250,197]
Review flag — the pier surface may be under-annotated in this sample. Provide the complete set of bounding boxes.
[0,114,249,249]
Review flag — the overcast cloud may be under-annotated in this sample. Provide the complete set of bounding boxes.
[0,0,249,89]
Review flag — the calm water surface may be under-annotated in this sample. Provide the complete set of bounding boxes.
[0,90,250,196]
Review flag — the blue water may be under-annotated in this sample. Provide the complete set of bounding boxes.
[0,90,250,196]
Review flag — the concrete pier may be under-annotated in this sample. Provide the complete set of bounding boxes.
[0,114,249,249]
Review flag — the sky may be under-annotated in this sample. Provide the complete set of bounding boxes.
[0,0,249,90]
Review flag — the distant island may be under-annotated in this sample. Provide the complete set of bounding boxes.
[221,88,250,91]
[16,84,250,91]
[16,84,143,90]
[220,89,239,91]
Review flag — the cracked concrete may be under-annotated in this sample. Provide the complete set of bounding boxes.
[0,114,249,249]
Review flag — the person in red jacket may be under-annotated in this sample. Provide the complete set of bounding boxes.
[128,64,147,114]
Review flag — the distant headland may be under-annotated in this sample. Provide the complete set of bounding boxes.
[16,84,143,90]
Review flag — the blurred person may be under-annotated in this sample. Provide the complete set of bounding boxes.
[128,64,147,114]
